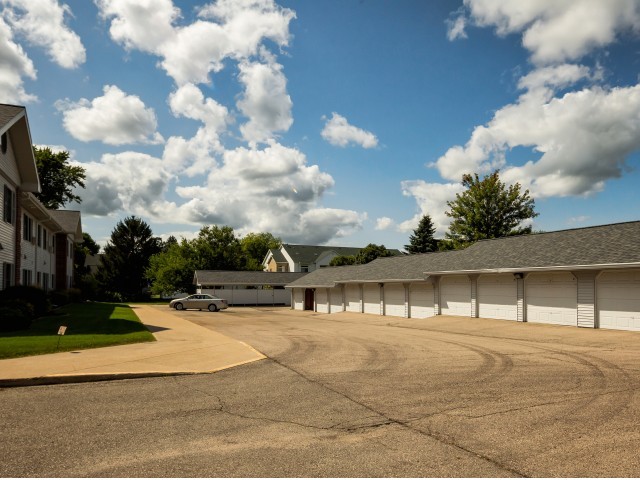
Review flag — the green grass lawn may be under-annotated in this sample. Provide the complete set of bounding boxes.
[0,302,155,360]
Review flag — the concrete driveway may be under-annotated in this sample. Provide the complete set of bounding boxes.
[2,307,640,477]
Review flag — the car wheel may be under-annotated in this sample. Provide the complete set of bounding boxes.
[208,304,218,312]
[175,303,184,311]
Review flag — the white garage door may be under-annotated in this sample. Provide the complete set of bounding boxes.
[597,270,640,331]
[441,276,471,317]
[384,283,406,317]
[315,288,329,313]
[478,274,517,321]
[345,284,361,312]
[526,272,577,326]
[363,283,381,315]
[409,283,434,318]
[293,289,304,310]
[330,286,343,313]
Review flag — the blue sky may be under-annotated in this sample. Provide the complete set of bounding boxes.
[2,0,640,250]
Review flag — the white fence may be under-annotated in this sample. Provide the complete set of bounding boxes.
[199,287,291,306]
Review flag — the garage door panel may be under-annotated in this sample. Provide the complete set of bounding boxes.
[598,271,640,331]
[316,289,329,313]
[526,273,576,326]
[478,274,517,321]
[363,284,381,315]
[345,284,361,312]
[293,289,303,310]
[384,283,406,317]
[330,287,343,313]
[410,283,434,318]
[441,276,471,317]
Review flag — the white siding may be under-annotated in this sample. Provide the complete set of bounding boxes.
[316,288,329,313]
[575,271,597,328]
[329,286,343,313]
[384,283,406,317]
[441,276,471,317]
[345,284,361,312]
[409,282,434,318]
[478,274,518,321]
[363,283,381,315]
[597,270,640,331]
[293,288,304,310]
[526,272,577,326]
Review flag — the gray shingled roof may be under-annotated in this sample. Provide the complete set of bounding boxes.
[268,248,288,263]
[287,221,640,287]
[423,221,640,273]
[282,244,363,264]
[48,210,82,238]
[0,104,24,133]
[195,270,307,286]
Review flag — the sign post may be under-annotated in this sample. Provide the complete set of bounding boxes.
[56,326,67,351]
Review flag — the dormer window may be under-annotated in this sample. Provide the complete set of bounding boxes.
[1,133,6,154]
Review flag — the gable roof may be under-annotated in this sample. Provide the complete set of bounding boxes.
[267,248,288,263]
[287,221,640,287]
[0,104,39,192]
[281,244,403,265]
[194,270,307,286]
[48,210,82,241]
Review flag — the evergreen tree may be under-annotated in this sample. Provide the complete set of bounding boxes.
[97,216,161,300]
[445,170,537,248]
[405,214,437,254]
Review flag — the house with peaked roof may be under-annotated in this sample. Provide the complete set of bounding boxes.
[0,104,82,291]
[287,221,640,332]
[263,243,402,273]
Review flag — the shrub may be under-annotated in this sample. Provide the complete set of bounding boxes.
[0,285,49,316]
[67,288,82,303]
[0,302,33,331]
[49,290,70,307]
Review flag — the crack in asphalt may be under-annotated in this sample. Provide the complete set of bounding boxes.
[262,356,528,478]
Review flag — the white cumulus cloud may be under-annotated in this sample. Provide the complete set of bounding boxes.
[56,85,164,145]
[2,0,86,69]
[452,0,640,65]
[375,217,395,231]
[96,0,295,86]
[321,112,379,149]
[237,55,293,145]
[398,181,464,236]
[0,16,36,103]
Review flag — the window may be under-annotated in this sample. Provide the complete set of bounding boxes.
[22,269,32,285]
[42,273,49,292]
[37,225,42,247]
[3,263,14,289]
[3,185,14,224]
[1,133,7,154]
[42,229,47,249]
[301,265,309,272]
[23,214,33,241]
[51,274,55,289]
[37,272,41,286]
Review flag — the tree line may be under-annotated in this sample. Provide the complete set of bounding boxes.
[404,171,537,254]
[33,145,538,299]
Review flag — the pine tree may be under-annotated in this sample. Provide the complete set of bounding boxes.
[405,214,437,254]
[97,216,161,300]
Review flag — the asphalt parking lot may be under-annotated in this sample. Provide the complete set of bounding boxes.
[2,307,640,477]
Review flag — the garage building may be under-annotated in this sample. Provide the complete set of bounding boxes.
[287,221,640,332]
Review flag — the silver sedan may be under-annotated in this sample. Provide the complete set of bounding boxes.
[169,294,228,312]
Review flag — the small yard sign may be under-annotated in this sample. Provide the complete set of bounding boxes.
[56,326,67,351]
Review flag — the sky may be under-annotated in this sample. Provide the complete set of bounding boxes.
[1,0,640,250]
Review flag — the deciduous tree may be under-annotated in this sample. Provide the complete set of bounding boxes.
[33,146,86,209]
[445,171,537,248]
